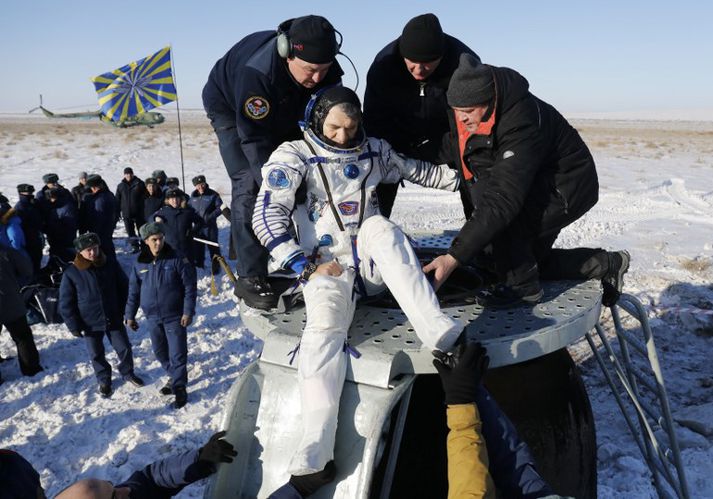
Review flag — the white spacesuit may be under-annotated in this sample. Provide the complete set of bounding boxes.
[252,87,463,477]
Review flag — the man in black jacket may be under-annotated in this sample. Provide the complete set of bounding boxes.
[424,55,629,308]
[82,174,118,260]
[363,13,478,218]
[0,246,42,385]
[202,15,343,310]
[115,167,146,253]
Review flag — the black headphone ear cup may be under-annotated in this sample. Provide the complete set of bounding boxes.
[276,32,291,59]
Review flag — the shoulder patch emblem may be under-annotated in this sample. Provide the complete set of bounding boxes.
[267,168,291,189]
[244,96,270,120]
[503,150,515,159]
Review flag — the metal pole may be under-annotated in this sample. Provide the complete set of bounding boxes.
[170,44,186,190]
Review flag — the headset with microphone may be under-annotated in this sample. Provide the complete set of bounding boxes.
[276,17,360,91]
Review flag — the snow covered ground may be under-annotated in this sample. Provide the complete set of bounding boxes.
[1,113,711,497]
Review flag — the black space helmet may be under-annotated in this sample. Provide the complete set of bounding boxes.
[304,86,365,149]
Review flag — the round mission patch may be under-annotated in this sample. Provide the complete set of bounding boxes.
[244,96,270,120]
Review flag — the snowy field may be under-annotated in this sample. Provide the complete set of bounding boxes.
[1,112,712,497]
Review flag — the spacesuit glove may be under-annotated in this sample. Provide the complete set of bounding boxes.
[433,341,489,405]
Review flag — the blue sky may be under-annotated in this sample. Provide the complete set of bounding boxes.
[1,1,711,114]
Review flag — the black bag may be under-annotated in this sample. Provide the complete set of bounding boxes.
[22,284,63,325]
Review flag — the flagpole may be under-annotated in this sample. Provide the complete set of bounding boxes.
[170,44,186,190]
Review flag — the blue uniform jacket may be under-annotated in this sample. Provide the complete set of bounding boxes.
[81,189,117,240]
[152,205,202,260]
[115,448,215,499]
[144,192,165,222]
[58,253,129,333]
[202,30,343,183]
[189,188,223,237]
[43,189,78,250]
[125,243,197,322]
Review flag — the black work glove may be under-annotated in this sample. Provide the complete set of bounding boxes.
[289,460,336,497]
[198,430,237,464]
[70,330,83,338]
[433,342,489,405]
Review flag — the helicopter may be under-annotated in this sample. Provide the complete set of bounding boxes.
[28,95,165,128]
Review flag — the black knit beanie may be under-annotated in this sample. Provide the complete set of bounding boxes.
[447,54,494,107]
[288,15,338,64]
[398,13,445,62]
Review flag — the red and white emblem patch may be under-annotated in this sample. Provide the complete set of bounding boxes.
[244,96,270,120]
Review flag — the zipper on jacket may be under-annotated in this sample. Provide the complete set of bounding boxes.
[555,187,569,214]
[418,82,426,97]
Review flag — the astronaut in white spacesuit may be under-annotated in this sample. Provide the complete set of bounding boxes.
[252,86,463,492]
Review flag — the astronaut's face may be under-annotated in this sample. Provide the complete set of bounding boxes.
[322,106,359,146]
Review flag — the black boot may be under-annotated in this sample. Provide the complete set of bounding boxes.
[159,379,173,395]
[289,461,337,497]
[123,372,145,387]
[99,382,113,398]
[173,387,188,409]
[475,281,543,309]
[602,250,630,307]
[234,276,278,310]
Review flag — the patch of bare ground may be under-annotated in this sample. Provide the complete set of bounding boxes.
[680,257,712,273]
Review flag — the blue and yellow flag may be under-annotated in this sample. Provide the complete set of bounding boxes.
[91,46,177,123]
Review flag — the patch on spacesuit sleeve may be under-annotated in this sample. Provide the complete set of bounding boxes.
[244,96,270,120]
[338,201,359,215]
[267,168,291,189]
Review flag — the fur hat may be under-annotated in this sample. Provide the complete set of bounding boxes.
[139,222,165,240]
[74,232,101,252]
[42,173,59,185]
[17,183,35,195]
[85,174,103,189]
[192,175,207,186]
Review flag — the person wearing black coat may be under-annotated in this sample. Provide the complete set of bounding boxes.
[188,175,224,271]
[71,171,89,209]
[143,177,165,222]
[43,185,78,264]
[424,55,630,308]
[364,13,479,218]
[0,246,42,385]
[82,174,118,260]
[202,15,344,310]
[58,233,144,397]
[151,189,202,263]
[14,184,44,275]
[115,167,146,252]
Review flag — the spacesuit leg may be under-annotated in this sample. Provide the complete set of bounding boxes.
[357,216,462,352]
[289,270,357,476]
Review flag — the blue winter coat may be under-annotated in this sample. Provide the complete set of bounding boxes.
[58,253,129,333]
[188,188,223,238]
[144,192,165,222]
[43,188,78,251]
[125,243,197,322]
[115,448,215,499]
[0,207,25,251]
[152,205,201,260]
[82,189,117,241]
[201,29,343,182]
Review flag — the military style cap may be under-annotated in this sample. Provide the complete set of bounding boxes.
[17,183,35,194]
[139,222,165,240]
[85,174,103,188]
[42,173,59,184]
[192,175,207,186]
[74,232,101,252]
